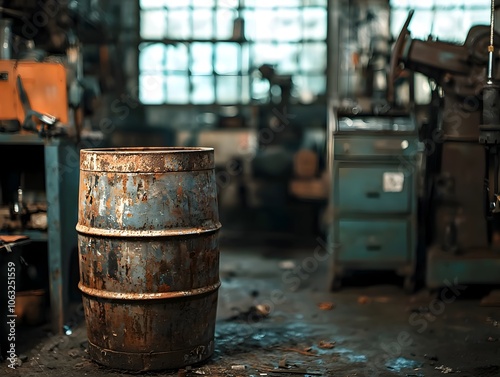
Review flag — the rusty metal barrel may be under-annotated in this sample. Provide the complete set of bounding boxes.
[76,147,221,372]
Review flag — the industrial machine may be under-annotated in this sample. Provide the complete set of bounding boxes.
[390,5,500,288]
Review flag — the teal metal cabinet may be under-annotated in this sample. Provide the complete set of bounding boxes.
[327,116,421,292]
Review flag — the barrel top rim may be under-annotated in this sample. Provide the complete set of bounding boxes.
[80,147,214,154]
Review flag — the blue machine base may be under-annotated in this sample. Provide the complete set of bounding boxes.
[426,245,500,289]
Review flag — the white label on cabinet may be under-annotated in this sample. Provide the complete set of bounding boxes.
[383,172,404,192]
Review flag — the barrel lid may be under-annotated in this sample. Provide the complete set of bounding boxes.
[80,147,214,173]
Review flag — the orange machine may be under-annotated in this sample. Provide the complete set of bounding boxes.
[0,60,68,134]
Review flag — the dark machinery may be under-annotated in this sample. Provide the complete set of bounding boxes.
[390,5,500,288]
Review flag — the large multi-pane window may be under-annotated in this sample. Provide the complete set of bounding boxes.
[390,0,492,42]
[138,0,327,105]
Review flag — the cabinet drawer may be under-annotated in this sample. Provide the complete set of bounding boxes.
[337,164,411,213]
[334,136,417,158]
[337,220,409,263]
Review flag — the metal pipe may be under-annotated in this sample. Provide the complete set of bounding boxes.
[488,0,496,81]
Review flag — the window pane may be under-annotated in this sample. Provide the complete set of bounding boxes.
[216,9,237,39]
[277,44,299,73]
[166,44,188,72]
[139,43,166,72]
[253,43,298,74]
[390,0,432,7]
[244,0,300,7]
[299,43,326,72]
[216,76,239,104]
[245,9,272,41]
[215,43,240,74]
[241,44,250,72]
[191,43,213,74]
[140,10,166,39]
[241,10,254,41]
[275,9,302,41]
[192,76,215,104]
[464,0,492,5]
[193,9,213,39]
[468,9,492,28]
[400,10,434,40]
[140,74,166,104]
[248,9,301,41]
[164,0,187,7]
[166,75,189,104]
[218,0,238,7]
[252,43,276,68]
[193,0,215,6]
[141,0,188,8]
[303,0,327,6]
[251,77,270,102]
[303,8,327,40]
[167,10,190,39]
[241,75,250,103]
[293,75,325,103]
[433,10,467,42]
[391,9,413,38]
[140,0,161,9]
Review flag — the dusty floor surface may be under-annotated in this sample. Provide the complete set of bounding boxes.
[2,239,500,377]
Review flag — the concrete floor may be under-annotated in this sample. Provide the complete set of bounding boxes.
[3,236,500,377]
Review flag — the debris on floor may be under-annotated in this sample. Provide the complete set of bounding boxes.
[357,295,371,304]
[317,301,335,310]
[435,364,458,374]
[317,340,336,349]
[227,304,271,321]
[279,346,317,356]
[230,364,247,370]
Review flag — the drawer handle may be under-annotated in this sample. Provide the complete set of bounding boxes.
[366,192,380,198]
[374,140,408,151]
[366,244,382,251]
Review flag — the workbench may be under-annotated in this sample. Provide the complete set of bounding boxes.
[0,133,81,334]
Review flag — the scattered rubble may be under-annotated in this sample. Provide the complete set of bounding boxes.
[231,365,246,370]
[435,365,459,374]
[357,296,371,304]
[317,302,335,310]
[227,304,271,321]
[318,340,336,349]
